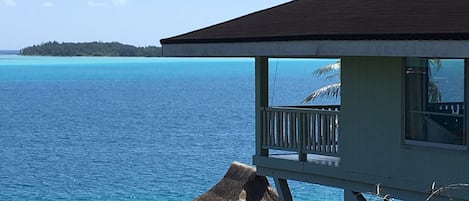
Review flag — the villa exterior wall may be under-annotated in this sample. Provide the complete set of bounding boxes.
[340,57,469,199]
[340,56,403,180]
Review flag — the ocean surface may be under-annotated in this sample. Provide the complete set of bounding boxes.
[0,55,343,200]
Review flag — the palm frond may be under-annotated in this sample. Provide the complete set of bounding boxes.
[302,83,341,103]
[428,81,441,103]
[428,58,442,71]
[324,73,340,81]
[313,61,340,77]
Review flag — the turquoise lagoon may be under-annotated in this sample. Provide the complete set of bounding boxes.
[0,55,342,200]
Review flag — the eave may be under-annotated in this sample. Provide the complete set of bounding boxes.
[162,40,469,58]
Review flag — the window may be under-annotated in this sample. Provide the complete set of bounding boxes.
[405,58,466,147]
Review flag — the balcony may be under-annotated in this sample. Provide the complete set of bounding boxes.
[260,105,340,166]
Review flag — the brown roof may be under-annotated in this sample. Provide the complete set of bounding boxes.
[161,0,469,44]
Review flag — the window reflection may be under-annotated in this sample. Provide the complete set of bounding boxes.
[405,58,465,146]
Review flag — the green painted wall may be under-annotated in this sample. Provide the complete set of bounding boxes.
[339,57,469,198]
[340,56,403,180]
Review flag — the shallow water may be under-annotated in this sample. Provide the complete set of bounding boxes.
[0,55,342,200]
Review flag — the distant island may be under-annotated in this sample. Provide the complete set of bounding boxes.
[19,41,162,57]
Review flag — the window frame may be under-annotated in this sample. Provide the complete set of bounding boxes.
[402,58,468,150]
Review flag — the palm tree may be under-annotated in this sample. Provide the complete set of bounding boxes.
[302,60,341,103]
[302,59,441,103]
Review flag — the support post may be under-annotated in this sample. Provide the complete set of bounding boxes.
[255,56,269,157]
[274,178,293,201]
[344,190,367,201]
[298,113,307,161]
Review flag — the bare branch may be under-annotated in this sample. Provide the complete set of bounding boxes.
[426,183,469,201]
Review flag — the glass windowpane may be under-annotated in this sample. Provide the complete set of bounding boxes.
[405,58,465,145]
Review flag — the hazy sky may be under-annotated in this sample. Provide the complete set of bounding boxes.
[0,0,290,49]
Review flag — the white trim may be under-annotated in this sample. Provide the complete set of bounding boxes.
[162,40,469,58]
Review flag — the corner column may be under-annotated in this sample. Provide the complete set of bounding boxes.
[255,56,269,157]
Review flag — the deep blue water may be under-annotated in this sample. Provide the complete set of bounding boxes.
[0,55,341,200]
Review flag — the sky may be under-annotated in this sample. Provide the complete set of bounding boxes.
[0,0,290,50]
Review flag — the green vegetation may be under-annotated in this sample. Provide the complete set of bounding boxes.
[19,41,162,57]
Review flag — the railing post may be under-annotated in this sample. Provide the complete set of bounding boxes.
[298,112,307,161]
[255,56,269,157]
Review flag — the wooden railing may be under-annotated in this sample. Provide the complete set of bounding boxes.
[261,106,340,159]
[425,102,465,138]
[427,102,464,115]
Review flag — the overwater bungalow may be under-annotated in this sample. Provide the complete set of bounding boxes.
[161,0,469,200]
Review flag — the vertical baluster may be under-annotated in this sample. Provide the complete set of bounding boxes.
[328,113,332,153]
[279,111,282,147]
[286,112,290,148]
[291,112,298,149]
[308,112,312,151]
[272,111,278,146]
[284,111,288,148]
[264,110,268,146]
[329,113,334,153]
[288,112,292,148]
[296,112,300,150]
[328,113,332,152]
[316,113,321,152]
[282,111,286,148]
[285,111,289,148]
[323,113,327,153]
[262,110,266,146]
[285,112,289,148]
[336,108,340,153]
[268,110,273,146]
[274,111,278,147]
[297,112,300,152]
[298,112,303,151]
[290,112,294,149]
[324,113,329,153]
[267,110,273,146]
[298,112,302,150]
[266,110,270,146]
[271,111,278,146]
[336,114,340,153]
[331,114,337,153]
[266,110,271,147]
[286,112,289,148]
[312,113,317,152]
[286,111,290,149]
[330,113,335,152]
[321,114,327,152]
[271,110,276,146]
[306,113,311,152]
[299,112,307,161]
[280,112,288,147]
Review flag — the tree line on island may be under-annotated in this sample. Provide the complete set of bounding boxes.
[19,41,162,57]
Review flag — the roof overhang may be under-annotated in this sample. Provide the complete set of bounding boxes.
[161,0,469,58]
[162,40,469,58]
